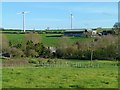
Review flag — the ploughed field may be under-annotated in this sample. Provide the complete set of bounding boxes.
[2,59,118,88]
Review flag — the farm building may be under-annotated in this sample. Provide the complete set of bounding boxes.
[88,28,97,37]
[64,29,86,37]
[64,29,97,37]
[98,30,113,36]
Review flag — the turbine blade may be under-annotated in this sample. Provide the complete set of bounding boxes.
[17,12,22,14]
[17,11,30,14]
[24,11,30,13]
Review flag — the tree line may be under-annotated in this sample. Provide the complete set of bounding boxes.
[1,31,119,60]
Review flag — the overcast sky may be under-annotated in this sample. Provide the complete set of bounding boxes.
[2,2,118,30]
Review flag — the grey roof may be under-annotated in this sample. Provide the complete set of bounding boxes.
[65,29,86,32]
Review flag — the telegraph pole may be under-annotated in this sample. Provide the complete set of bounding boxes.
[90,39,94,65]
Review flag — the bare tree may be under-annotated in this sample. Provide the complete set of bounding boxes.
[24,32,41,44]
[113,22,120,60]
[57,36,70,49]
[0,34,10,53]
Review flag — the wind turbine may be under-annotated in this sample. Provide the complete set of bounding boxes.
[70,12,73,30]
[17,11,30,32]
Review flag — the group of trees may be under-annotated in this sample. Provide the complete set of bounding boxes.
[55,35,119,60]
[54,23,119,60]
[1,30,119,60]
[1,32,52,58]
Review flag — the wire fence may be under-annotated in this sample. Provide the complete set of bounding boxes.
[2,62,119,68]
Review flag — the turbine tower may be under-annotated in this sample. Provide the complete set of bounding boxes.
[70,13,73,30]
[18,11,30,32]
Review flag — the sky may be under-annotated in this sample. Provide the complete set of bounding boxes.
[2,0,120,2]
[2,2,118,30]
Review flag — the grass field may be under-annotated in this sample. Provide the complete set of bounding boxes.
[2,60,118,88]
[1,31,118,88]
[5,34,92,46]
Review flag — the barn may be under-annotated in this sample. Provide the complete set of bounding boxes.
[64,29,86,37]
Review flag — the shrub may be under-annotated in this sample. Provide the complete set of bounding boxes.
[15,43,22,49]
[26,40,34,50]
[1,34,10,52]
[47,59,55,64]
[10,47,25,58]
[28,59,39,64]
[56,48,66,58]
[24,32,41,44]
[42,47,51,58]
[34,43,45,56]
[26,49,39,57]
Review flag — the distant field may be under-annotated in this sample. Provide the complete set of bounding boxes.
[2,60,118,88]
[6,34,25,44]
[4,34,92,46]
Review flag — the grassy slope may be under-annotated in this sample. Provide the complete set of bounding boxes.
[2,60,118,88]
[5,34,92,47]
[6,34,25,44]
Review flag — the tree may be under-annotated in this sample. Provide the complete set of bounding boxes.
[113,22,120,60]
[0,34,10,53]
[23,32,42,57]
[34,43,45,56]
[26,49,39,57]
[10,47,25,58]
[93,35,118,60]
[57,36,70,49]
[24,32,41,44]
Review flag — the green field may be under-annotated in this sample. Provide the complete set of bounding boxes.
[1,31,118,88]
[5,34,92,46]
[2,60,118,88]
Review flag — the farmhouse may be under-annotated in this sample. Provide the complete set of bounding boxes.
[88,28,97,37]
[64,29,86,37]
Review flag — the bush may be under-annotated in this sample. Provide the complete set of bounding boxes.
[47,59,55,64]
[56,48,65,58]
[15,43,22,49]
[26,40,34,50]
[42,47,51,58]
[34,43,45,56]
[26,49,39,57]
[24,32,41,44]
[10,48,25,58]
[29,59,39,64]
[25,41,45,57]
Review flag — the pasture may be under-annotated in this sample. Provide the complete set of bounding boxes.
[1,30,119,88]
[5,33,92,47]
[2,59,118,88]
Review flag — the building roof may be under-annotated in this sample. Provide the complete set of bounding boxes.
[65,29,86,32]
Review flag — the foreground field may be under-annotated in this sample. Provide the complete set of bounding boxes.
[2,60,118,88]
